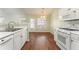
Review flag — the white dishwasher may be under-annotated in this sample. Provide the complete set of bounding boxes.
[0,35,13,50]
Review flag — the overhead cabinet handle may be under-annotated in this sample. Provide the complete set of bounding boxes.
[73,10,76,13]
[1,40,4,41]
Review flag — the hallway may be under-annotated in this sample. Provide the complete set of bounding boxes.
[21,32,60,50]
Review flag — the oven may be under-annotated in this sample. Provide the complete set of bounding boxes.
[55,29,71,50]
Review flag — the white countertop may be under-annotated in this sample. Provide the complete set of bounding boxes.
[58,29,79,35]
[0,32,14,39]
[71,31,79,35]
[0,28,22,39]
[56,28,71,34]
[57,28,79,35]
[0,26,27,39]
[15,26,27,29]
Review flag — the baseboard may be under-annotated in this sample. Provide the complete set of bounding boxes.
[50,31,54,35]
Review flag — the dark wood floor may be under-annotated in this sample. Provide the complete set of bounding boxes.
[21,32,60,50]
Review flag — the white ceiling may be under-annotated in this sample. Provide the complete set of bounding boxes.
[23,8,54,16]
[0,8,55,17]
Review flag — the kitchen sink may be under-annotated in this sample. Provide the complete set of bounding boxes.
[7,28,22,32]
[0,28,22,32]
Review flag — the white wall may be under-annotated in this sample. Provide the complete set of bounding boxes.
[50,9,59,34]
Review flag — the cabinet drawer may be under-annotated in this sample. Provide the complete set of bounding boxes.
[71,33,79,41]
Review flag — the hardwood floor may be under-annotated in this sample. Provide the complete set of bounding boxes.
[21,32,60,50]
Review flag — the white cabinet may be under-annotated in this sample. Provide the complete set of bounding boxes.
[71,33,79,50]
[71,33,79,41]
[0,27,28,50]
[0,35,13,50]
[71,41,79,50]
[13,27,28,50]
[21,27,28,47]
[23,27,27,42]
[13,30,23,50]
[71,9,79,19]
[59,8,71,20]
[59,8,79,20]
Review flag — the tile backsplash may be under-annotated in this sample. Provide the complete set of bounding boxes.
[58,20,79,29]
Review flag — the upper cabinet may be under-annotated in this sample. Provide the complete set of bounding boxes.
[59,8,79,20]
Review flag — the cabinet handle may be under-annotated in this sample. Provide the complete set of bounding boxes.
[68,8,71,10]
[1,40,4,41]
[1,38,12,42]
[73,10,76,13]
[21,35,23,38]
[71,40,73,42]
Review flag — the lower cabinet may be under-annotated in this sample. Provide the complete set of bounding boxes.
[71,41,79,50]
[21,27,27,46]
[71,33,79,50]
[0,35,13,50]
[13,27,28,50]
[13,30,23,50]
[0,27,28,50]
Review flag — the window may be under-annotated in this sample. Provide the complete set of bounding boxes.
[30,18,35,28]
[29,17,47,30]
[37,16,47,29]
[37,16,47,26]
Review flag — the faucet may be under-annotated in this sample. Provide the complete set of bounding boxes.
[7,21,15,31]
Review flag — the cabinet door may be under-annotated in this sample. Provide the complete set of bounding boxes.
[59,8,71,20]
[71,9,79,19]
[59,8,76,20]
[14,31,22,50]
[59,8,79,20]
[71,41,79,50]
[21,28,27,46]
[0,35,13,50]
[24,28,27,42]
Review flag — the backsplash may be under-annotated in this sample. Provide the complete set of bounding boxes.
[0,17,28,30]
[56,20,79,29]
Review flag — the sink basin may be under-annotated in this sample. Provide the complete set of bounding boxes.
[0,28,22,32]
[8,28,22,32]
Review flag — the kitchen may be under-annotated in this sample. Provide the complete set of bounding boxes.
[0,8,79,50]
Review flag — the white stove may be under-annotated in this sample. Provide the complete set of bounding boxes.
[55,28,79,50]
[56,28,71,50]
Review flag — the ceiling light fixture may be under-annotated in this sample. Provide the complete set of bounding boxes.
[40,8,46,20]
